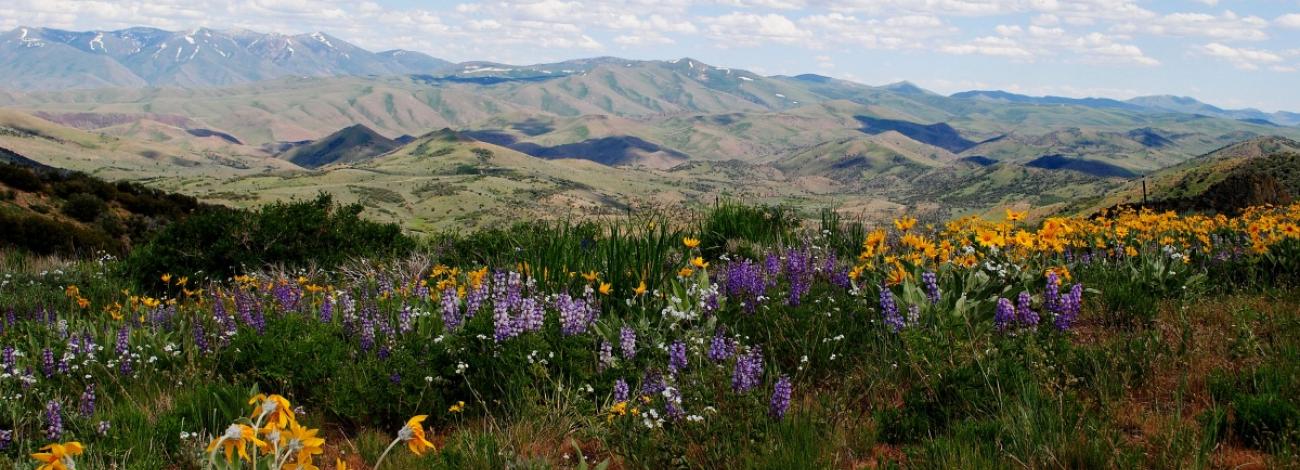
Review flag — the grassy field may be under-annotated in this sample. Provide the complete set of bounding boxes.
[1,201,1299,469]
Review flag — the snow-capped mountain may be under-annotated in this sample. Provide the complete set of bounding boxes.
[0,26,453,89]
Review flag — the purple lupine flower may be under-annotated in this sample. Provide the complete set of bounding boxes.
[994,297,1016,332]
[440,287,461,330]
[45,399,62,440]
[2,346,15,375]
[1016,291,1039,328]
[829,268,852,290]
[389,373,401,384]
[770,375,792,419]
[707,328,735,363]
[79,383,96,417]
[359,315,375,351]
[641,369,666,396]
[320,295,334,323]
[619,326,636,360]
[724,259,767,313]
[880,287,904,332]
[377,313,397,342]
[1055,283,1083,331]
[518,297,544,332]
[763,254,782,279]
[732,347,764,394]
[96,420,110,436]
[613,378,629,402]
[598,341,614,371]
[115,325,130,356]
[42,347,55,378]
[785,248,813,306]
[907,305,920,326]
[234,290,256,327]
[492,299,515,342]
[665,394,685,421]
[398,304,414,334]
[557,293,592,336]
[922,271,941,304]
[466,285,487,318]
[668,341,687,375]
[0,428,11,449]
[273,281,302,312]
[1044,272,1061,313]
[193,320,209,354]
[703,288,720,314]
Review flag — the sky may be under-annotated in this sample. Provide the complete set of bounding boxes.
[3,0,1300,111]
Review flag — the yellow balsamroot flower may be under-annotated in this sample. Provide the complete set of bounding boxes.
[886,263,909,287]
[402,415,436,456]
[208,424,266,463]
[683,237,701,249]
[607,401,629,422]
[975,229,1005,248]
[64,285,81,299]
[848,264,865,281]
[31,441,83,470]
[599,282,613,295]
[893,216,917,232]
[336,459,349,470]
[249,393,296,429]
[582,271,599,283]
[1005,208,1026,223]
[957,254,979,269]
[678,267,695,278]
[633,281,648,296]
[691,256,709,269]
[1125,245,1139,257]
[449,401,466,413]
[161,273,172,284]
[284,421,325,464]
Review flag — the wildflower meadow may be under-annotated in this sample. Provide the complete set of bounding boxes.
[2,202,1300,468]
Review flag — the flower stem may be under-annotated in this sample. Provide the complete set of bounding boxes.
[373,437,402,470]
[206,436,228,470]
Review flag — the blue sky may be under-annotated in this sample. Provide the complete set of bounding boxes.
[3,0,1299,111]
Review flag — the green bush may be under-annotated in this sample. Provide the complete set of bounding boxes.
[125,193,414,286]
[0,163,42,191]
[1233,393,1299,448]
[0,208,123,255]
[62,192,108,222]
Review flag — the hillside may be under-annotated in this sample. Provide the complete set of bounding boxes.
[279,124,400,168]
[0,27,452,89]
[1083,136,1300,213]
[0,154,205,255]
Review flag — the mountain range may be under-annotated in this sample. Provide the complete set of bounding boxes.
[1,26,1299,229]
[0,26,451,89]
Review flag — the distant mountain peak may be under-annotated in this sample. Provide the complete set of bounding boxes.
[0,26,453,89]
[881,81,934,95]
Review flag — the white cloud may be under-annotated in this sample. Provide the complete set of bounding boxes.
[941,36,1034,57]
[1197,42,1284,70]
[703,12,811,46]
[799,13,957,49]
[1277,14,1300,29]
[1115,11,1269,41]
[614,33,674,45]
[943,23,1158,66]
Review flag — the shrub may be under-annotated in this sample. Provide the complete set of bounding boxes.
[125,192,414,286]
[62,192,108,222]
[0,163,42,191]
[1233,393,1299,448]
[0,208,123,255]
